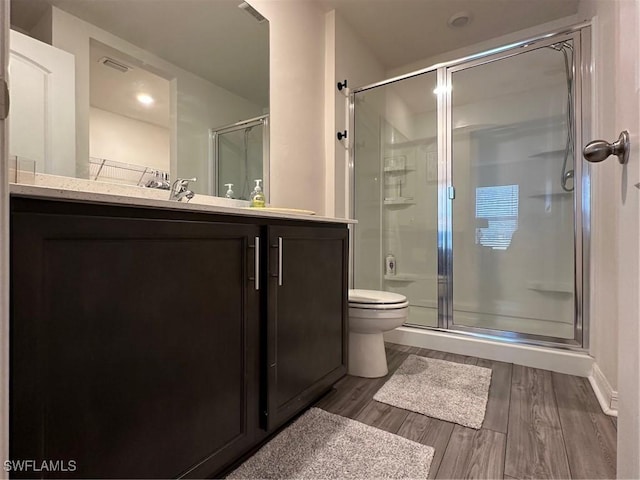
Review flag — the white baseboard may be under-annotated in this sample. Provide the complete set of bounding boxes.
[385,326,594,377]
[588,363,618,416]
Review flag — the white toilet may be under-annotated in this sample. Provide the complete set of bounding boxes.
[348,289,409,378]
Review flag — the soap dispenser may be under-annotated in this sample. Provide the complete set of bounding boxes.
[250,179,265,208]
[224,183,234,199]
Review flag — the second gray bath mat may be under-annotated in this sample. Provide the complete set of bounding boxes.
[374,354,492,429]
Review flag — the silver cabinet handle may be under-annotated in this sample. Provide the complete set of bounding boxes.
[278,237,283,286]
[254,236,260,291]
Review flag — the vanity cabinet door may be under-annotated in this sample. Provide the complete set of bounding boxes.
[264,225,348,431]
[11,211,261,479]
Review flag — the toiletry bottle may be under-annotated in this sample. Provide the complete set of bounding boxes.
[250,179,265,208]
[224,183,234,199]
[385,253,396,276]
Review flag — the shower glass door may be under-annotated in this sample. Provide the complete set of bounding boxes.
[353,72,439,327]
[448,34,580,340]
[211,115,269,200]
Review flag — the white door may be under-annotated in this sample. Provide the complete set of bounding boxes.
[9,29,75,177]
[594,0,640,477]
[614,1,640,476]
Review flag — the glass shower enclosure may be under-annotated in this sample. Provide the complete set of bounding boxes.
[351,26,590,347]
[210,114,269,200]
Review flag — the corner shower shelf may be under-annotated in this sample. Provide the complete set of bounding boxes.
[528,191,574,198]
[526,281,573,294]
[386,137,436,149]
[384,166,416,173]
[384,197,415,206]
[385,125,497,150]
[529,149,566,158]
[408,298,438,309]
[384,273,429,282]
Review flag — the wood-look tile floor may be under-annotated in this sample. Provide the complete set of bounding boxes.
[314,343,617,479]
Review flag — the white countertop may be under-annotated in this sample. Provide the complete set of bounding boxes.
[9,177,356,225]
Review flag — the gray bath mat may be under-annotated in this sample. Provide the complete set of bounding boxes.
[373,355,492,429]
[227,407,434,479]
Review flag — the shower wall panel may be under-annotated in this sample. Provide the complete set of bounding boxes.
[354,73,439,327]
[353,92,384,290]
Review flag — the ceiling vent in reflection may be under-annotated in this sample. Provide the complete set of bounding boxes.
[98,57,131,73]
[238,2,266,23]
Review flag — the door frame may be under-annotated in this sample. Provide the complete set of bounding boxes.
[1,0,9,476]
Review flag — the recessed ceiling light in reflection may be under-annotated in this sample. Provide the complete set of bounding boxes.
[136,93,155,106]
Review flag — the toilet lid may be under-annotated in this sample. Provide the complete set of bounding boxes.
[348,289,409,310]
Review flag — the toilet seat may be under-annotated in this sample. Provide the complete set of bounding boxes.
[348,289,409,310]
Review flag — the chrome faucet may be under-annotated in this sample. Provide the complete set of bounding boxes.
[170,177,196,202]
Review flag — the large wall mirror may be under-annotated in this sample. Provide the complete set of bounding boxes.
[9,0,269,198]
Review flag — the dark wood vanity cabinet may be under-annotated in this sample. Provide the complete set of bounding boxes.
[11,208,262,478]
[264,226,348,431]
[9,197,348,479]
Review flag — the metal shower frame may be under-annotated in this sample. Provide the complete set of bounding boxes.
[209,114,270,200]
[348,23,592,350]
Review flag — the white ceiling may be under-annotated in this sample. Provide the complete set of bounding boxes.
[90,41,171,128]
[10,0,269,107]
[10,0,580,119]
[319,0,580,70]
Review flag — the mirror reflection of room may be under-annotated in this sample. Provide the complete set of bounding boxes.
[212,115,268,201]
[8,0,269,198]
[89,41,171,188]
